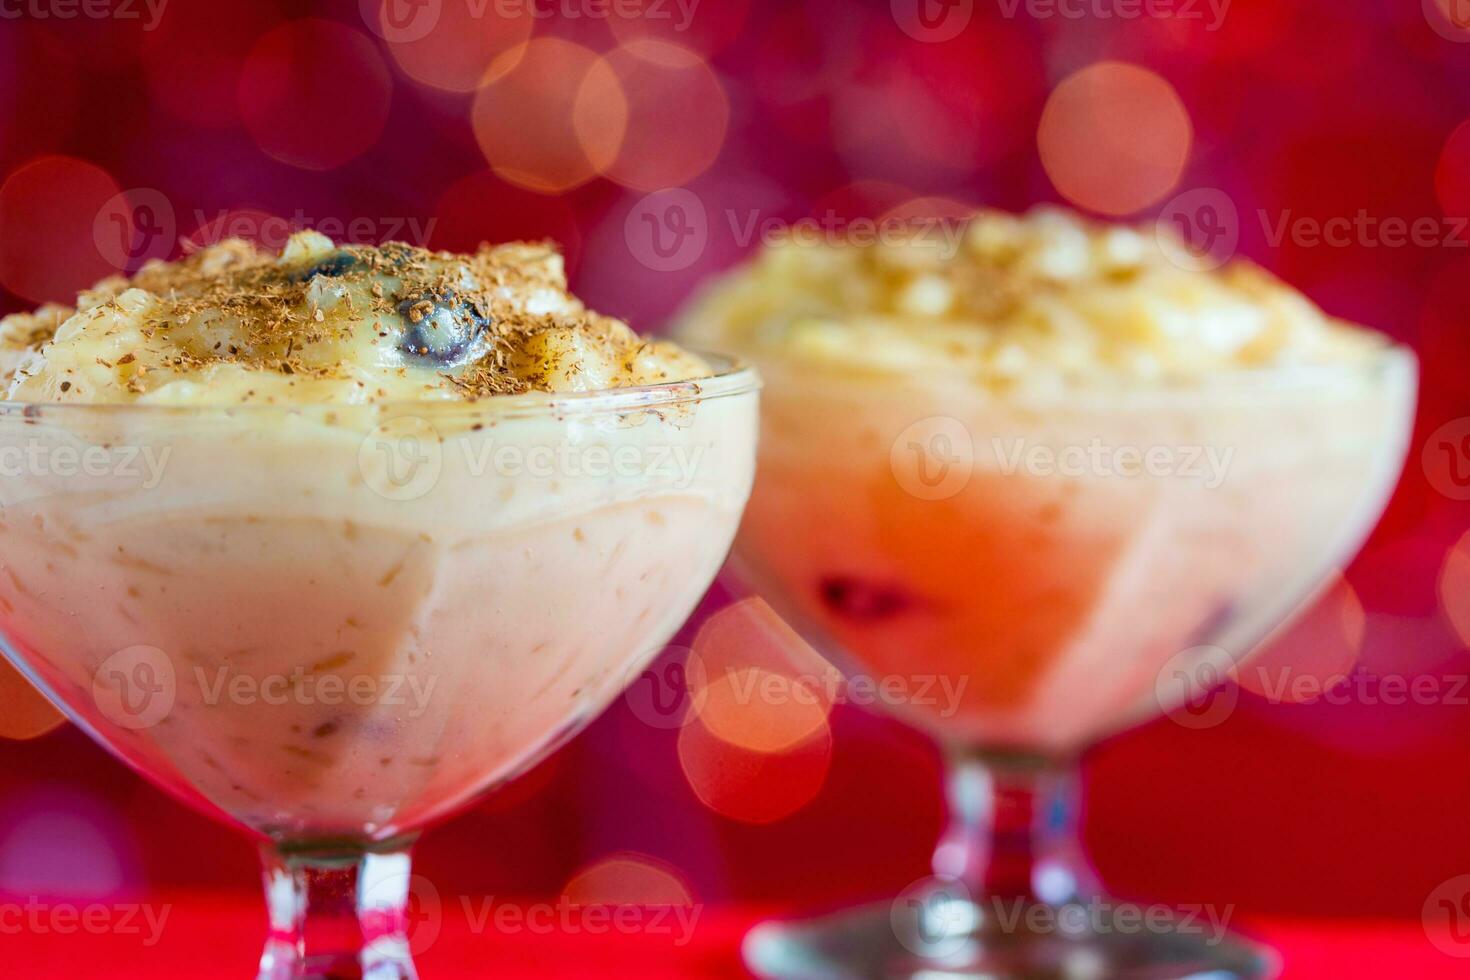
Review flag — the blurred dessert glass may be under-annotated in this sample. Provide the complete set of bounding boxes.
[679,207,1416,979]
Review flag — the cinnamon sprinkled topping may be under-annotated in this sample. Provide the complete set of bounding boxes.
[3,232,710,404]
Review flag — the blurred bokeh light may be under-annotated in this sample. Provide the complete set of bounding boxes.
[1439,531,1470,646]
[238,19,394,171]
[377,0,534,93]
[471,38,627,193]
[599,40,730,191]
[562,852,695,907]
[1038,61,1192,215]
[0,155,121,302]
[0,663,64,742]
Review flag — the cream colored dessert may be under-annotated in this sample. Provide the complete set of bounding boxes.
[5,231,708,404]
[680,206,1414,750]
[0,234,758,839]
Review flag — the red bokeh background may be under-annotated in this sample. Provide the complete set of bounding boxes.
[1,0,1469,965]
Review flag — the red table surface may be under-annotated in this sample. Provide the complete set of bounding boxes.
[0,892,1459,979]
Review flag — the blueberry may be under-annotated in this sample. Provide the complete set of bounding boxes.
[294,251,363,282]
[396,291,490,365]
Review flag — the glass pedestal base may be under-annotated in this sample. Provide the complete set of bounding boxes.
[744,895,1278,980]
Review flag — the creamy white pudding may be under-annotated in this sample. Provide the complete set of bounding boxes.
[680,207,1414,751]
[0,235,758,839]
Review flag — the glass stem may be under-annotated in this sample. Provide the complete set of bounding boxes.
[258,836,421,980]
[931,749,1097,907]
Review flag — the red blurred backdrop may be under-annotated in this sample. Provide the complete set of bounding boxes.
[0,0,1468,954]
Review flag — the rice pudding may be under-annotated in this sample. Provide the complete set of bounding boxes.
[0,234,758,838]
[680,207,1413,750]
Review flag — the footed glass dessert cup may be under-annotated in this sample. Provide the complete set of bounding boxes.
[0,360,758,979]
[735,349,1415,979]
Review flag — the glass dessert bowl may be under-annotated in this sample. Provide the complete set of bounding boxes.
[679,208,1416,979]
[0,234,759,978]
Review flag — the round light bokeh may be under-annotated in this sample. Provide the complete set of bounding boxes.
[606,0,752,58]
[562,852,695,907]
[1236,573,1367,703]
[1038,61,1193,216]
[0,155,123,303]
[677,713,833,826]
[0,659,65,742]
[471,38,628,194]
[143,1,284,128]
[376,0,534,94]
[238,19,394,171]
[674,599,836,825]
[1439,531,1470,647]
[599,41,730,192]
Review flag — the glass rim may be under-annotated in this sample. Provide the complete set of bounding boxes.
[0,349,760,421]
